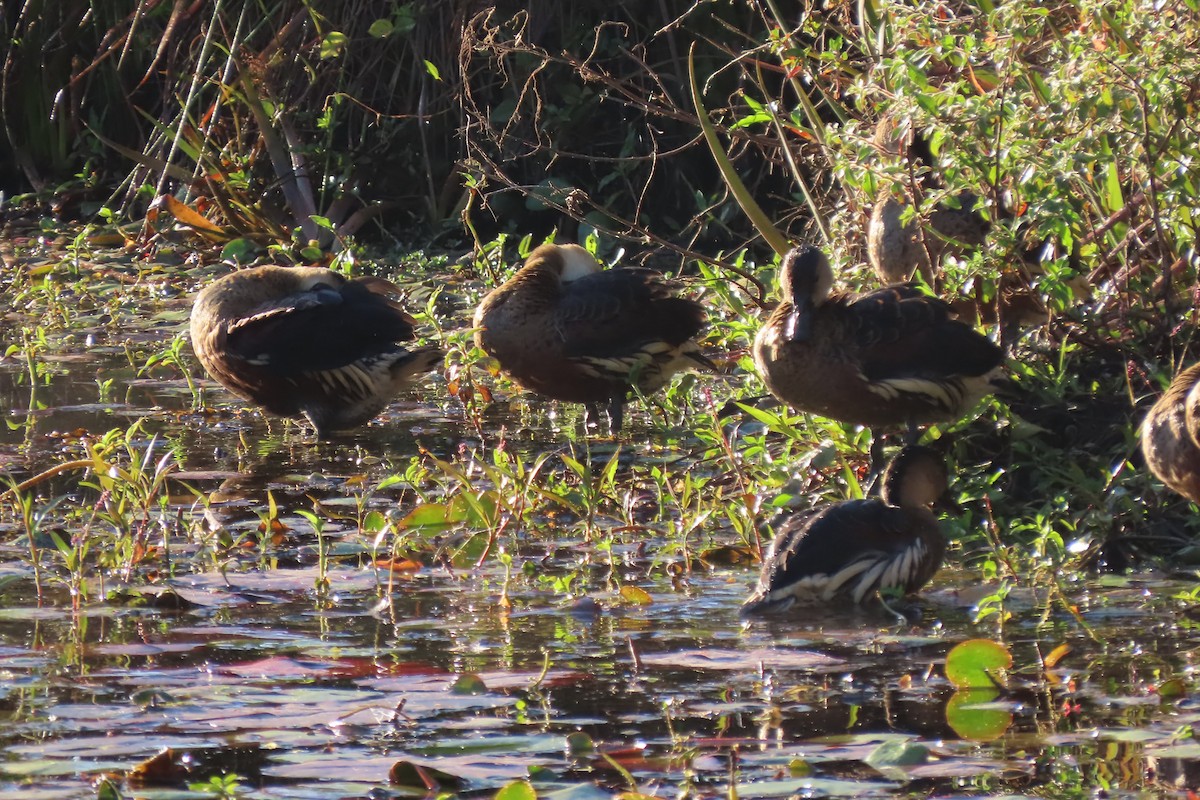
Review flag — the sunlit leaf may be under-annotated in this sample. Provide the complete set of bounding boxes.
[1158,678,1187,700]
[1043,643,1071,668]
[619,585,653,606]
[320,31,348,59]
[496,779,537,800]
[368,19,394,38]
[945,639,1011,689]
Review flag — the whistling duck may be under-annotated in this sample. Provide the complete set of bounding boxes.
[742,444,953,613]
[1141,362,1200,503]
[190,266,443,437]
[473,243,713,432]
[866,117,991,286]
[752,245,1005,437]
[867,192,990,286]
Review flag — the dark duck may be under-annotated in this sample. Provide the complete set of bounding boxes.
[190,265,443,437]
[753,244,1006,440]
[473,243,714,433]
[742,444,954,613]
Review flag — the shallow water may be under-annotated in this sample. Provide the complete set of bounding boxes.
[1,242,1199,798]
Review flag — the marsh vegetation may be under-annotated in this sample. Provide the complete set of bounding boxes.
[2,1,1200,798]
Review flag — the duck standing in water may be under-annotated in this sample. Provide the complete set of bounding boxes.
[742,444,954,613]
[190,266,443,437]
[1141,362,1200,503]
[752,244,1005,441]
[473,243,713,433]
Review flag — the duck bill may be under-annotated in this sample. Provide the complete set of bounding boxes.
[783,297,814,343]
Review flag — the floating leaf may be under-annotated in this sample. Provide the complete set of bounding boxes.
[619,586,653,606]
[451,673,489,695]
[945,639,1011,689]
[566,732,594,756]
[389,760,464,790]
[864,739,929,769]
[496,779,537,800]
[1158,678,1187,700]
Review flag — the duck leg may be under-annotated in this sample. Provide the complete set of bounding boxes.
[584,402,603,430]
[607,397,625,436]
[864,432,888,496]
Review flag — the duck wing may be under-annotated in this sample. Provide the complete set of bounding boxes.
[843,286,1003,383]
[226,279,418,375]
[745,499,934,612]
[555,268,706,358]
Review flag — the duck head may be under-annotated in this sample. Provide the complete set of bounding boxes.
[778,245,834,343]
[525,243,602,283]
[880,444,959,512]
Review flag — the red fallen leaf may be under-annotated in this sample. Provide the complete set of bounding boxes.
[216,656,333,679]
[596,747,686,774]
[375,558,422,573]
[127,748,185,785]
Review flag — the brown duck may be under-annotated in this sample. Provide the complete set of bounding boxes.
[866,192,990,286]
[752,244,1005,436]
[742,444,953,613]
[1141,362,1200,503]
[190,266,443,437]
[866,118,991,286]
[473,243,713,432]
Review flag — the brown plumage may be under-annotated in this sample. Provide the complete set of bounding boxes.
[473,243,713,432]
[752,245,1005,431]
[742,444,952,613]
[190,265,443,437]
[867,117,991,286]
[867,192,991,286]
[1141,362,1200,503]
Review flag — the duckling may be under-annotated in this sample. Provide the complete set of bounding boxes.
[473,243,713,433]
[742,444,953,613]
[190,266,443,437]
[1141,362,1200,503]
[866,192,990,286]
[752,244,1005,437]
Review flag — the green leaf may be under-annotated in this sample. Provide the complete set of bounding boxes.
[368,19,394,38]
[424,59,442,81]
[945,638,1012,689]
[619,585,653,606]
[451,672,488,695]
[864,739,929,769]
[945,689,1013,741]
[320,31,348,59]
[496,780,538,800]
[687,47,790,257]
